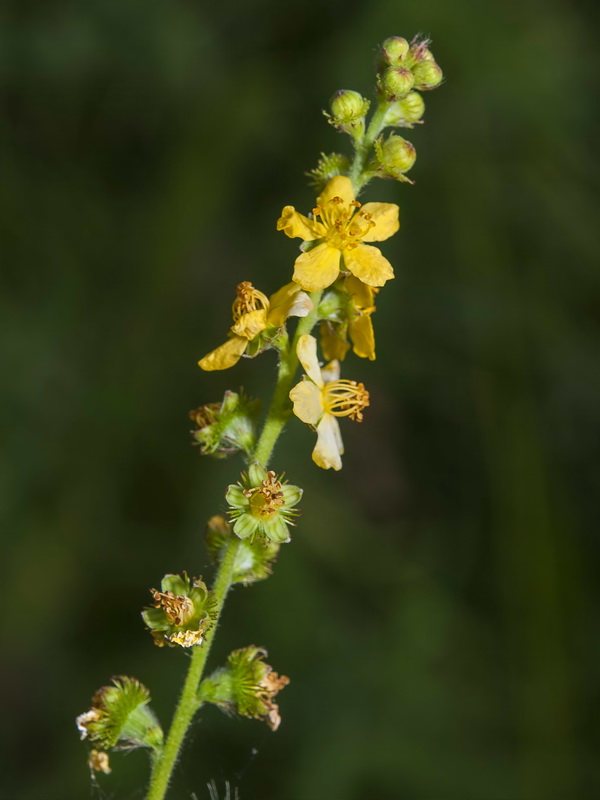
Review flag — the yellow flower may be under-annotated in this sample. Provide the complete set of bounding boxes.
[199,281,312,371]
[321,275,377,362]
[277,175,399,292]
[289,334,370,471]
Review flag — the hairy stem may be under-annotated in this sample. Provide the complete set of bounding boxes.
[252,290,323,466]
[349,102,389,192]
[145,290,322,800]
[146,536,240,800]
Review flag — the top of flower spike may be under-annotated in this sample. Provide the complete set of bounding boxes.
[277,176,399,293]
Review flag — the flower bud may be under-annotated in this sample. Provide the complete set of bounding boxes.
[374,135,416,182]
[190,390,260,458]
[379,36,410,66]
[142,572,217,648]
[205,515,280,585]
[383,92,425,128]
[199,646,290,731]
[226,463,302,544]
[378,67,414,102]
[326,90,370,136]
[409,37,435,64]
[412,60,443,90]
[76,676,163,752]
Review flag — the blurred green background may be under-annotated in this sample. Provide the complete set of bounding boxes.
[1,1,598,798]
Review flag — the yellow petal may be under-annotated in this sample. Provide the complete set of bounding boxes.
[349,314,376,360]
[320,321,350,362]
[359,203,400,242]
[344,275,376,310]
[277,206,322,240]
[313,415,344,471]
[289,379,324,425]
[293,243,341,292]
[198,336,247,371]
[296,334,323,387]
[267,283,313,327]
[317,176,355,209]
[231,309,268,339]
[344,243,394,287]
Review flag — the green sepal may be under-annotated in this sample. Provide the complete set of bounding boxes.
[76,676,163,752]
[206,515,280,585]
[190,390,260,458]
[198,646,290,731]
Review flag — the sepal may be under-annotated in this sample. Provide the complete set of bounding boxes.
[190,390,260,458]
[199,645,290,731]
[205,515,280,585]
[76,676,163,752]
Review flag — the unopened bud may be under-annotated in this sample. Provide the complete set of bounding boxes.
[383,91,425,128]
[412,60,443,90]
[374,135,416,182]
[326,90,370,136]
[408,37,435,64]
[378,67,414,101]
[379,36,410,66]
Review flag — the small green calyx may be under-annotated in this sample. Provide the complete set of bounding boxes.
[373,134,416,183]
[199,645,290,731]
[76,676,163,752]
[326,90,370,137]
[307,152,351,191]
[142,572,217,648]
[225,463,302,544]
[205,514,280,585]
[190,390,260,458]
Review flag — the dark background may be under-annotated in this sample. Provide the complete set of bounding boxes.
[1,1,598,798]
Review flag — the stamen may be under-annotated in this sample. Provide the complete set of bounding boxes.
[243,470,286,518]
[322,380,370,421]
[232,281,270,322]
[151,590,195,626]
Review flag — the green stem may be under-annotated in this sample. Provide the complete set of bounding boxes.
[146,537,240,800]
[145,290,322,800]
[348,102,389,193]
[252,290,323,467]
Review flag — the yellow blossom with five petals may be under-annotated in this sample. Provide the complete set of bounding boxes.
[199,281,312,371]
[289,334,370,471]
[277,175,399,292]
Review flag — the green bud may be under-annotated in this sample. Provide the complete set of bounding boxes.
[205,514,280,585]
[325,90,370,137]
[306,152,351,191]
[378,67,414,101]
[408,37,435,64]
[190,390,260,458]
[226,463,302,544]
[142,572,217,648]
[382,92,425,128]
[76,676,163,752]
[379,36,410,66]
[374,135,416,183]
[199,645,290,731]
[412,60,443,90]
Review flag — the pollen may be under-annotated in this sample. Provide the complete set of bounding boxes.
[322,380,370,421]
[232,281,270,322]
[150,590,195,627]
[243,470,286,518]
[168,629,204,648]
